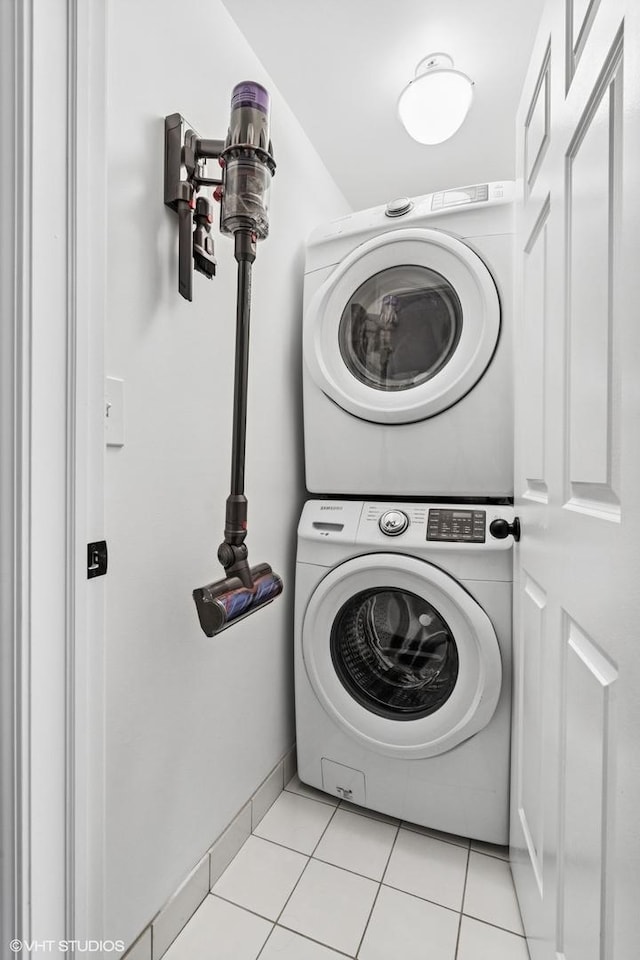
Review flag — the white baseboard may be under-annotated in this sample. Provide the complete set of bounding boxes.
[122,744,296,960]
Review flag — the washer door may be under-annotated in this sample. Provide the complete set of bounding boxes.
[304,228,500,424]
[302,554,502,758]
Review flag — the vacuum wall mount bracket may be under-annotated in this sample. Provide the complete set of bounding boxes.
[164,113,224,300]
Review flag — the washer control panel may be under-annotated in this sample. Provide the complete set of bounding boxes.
[378,509,410,536]
[426,509,486,543]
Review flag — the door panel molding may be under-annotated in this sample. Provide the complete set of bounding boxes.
[525,42,552,193]
[566,0,604,87]
[564,30,623,518]
[522,196,551,501]
[517,575,548,897]
[557,614,617,959]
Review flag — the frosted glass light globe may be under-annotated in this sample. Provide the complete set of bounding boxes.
[398,54,474,145]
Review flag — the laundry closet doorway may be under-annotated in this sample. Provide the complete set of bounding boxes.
[511,0,640,957]
[0,0,108,947]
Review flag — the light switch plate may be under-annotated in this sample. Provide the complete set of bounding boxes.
[105,377,125,446]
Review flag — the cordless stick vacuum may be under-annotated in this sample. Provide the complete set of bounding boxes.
[164,83,283,635]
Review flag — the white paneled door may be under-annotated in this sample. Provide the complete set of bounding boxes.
[512,1,640,959]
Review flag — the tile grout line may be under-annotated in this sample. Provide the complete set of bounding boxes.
[218,852,529,951]
[277,922,355,958]
[401,822,473,851]
[313,853,396,886]
[284,783,339,808]
[468,847,510,862]
[253,925,273,960]
[380,881,465,918]
[261,796,344,951]
[221,785,327,960]
[260,800,341,946]
[280,786,340,812]
[469,837,510,855]
[454,844,471,960]
[248,832,316,860]
[256,800,398,959]
[220,825,482,926]
[310,800,340,857]
[210,891,275,927]
[283,783,401,827]
[507,854,528,937]
[250,788,342,862]
[220,790,523,958]
[459,913,529,939]
[353,820,402,958]
[249,824,394,887]
[459,850,527,938]
[354,883,382,960]
[339,800,400,827]
[217,890,354,960]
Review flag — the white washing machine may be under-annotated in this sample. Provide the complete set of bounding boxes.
[294,498,515,843]
[303,182,514,498]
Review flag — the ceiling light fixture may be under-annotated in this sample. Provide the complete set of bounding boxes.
[398,53,474,145]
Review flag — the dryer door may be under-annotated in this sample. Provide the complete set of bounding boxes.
[304,228,500,424]
[302,553,502,758]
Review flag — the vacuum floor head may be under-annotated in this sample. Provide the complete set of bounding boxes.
[193,562,283,636]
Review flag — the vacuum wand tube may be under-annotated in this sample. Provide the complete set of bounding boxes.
[230,235,254,497]
[217,233,255,590]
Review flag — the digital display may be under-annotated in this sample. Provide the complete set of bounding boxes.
[431,184,489,211]
[427,508,486,543]
[443,189,474,205]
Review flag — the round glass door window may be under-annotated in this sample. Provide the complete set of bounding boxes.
[338,265,462,391]
[330,587,459,720]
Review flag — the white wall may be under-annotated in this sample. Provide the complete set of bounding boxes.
[104,0,349,947]
[221,0,546,210]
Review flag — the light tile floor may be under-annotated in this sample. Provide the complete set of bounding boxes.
[163,776,530,960]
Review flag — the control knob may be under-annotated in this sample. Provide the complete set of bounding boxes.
[379,510,409,536]
[489,517,521,542]
[385,197,413,218]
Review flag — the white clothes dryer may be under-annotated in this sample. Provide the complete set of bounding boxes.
[303,182,514,498]
[294,499,515,843]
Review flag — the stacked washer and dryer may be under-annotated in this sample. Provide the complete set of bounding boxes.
[294,183,518,843]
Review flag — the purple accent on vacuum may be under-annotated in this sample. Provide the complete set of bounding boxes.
[231,81,270,113]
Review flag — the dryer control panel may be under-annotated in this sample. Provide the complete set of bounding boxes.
[427,508,486,543]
